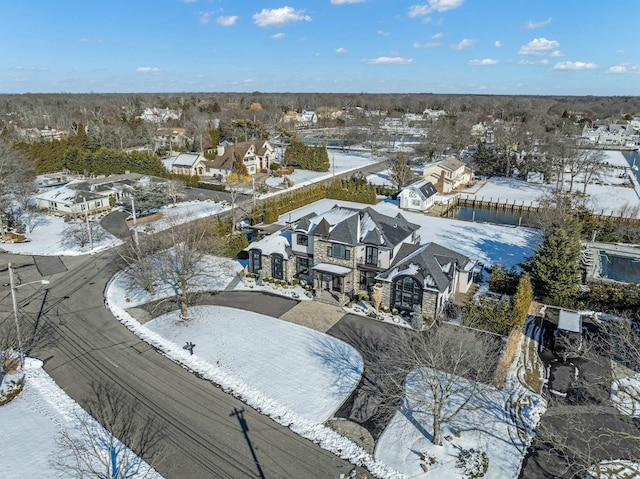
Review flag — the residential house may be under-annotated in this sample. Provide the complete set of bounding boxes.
[398,180,438,212]
[423,157,473,194]
[247,205,423,302]
[33,174,148,216]
[152,127,191,153]
[138,107,181,123]
[245,204,475,319]
[203,140,275,179]
[170,152,207,177]
[581,124,637,147]
[375,242,475,320]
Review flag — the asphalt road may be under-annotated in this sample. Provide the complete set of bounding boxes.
[2,252,354,479]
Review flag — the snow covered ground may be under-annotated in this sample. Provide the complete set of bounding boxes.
[460,150,640,218]
[264,149,383,195]
[0,359,161,479]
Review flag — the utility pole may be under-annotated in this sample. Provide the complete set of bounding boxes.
[8,263,23,368]
[131,197,139,248]
[82,197,93,250]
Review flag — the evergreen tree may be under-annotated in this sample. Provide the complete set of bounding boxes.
[511,273,533,329]
[529,220,582,305]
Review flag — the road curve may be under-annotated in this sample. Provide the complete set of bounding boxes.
[9,252,354,479]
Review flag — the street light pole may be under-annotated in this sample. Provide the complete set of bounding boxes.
[7,262,50,369]
[8,263,23,368]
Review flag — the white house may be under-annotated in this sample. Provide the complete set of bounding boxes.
[398,180,438,212]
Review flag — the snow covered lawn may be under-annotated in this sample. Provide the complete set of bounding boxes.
[146,305,363,423]
[376,374,543,479]
[0,359,161,479]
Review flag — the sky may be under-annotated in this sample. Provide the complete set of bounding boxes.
[1,0,639,96]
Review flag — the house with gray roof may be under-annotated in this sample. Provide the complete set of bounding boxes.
[398,180,438,212]
[375,242,475,320]
[245,204,475,319]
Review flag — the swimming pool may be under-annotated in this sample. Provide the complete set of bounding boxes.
[599,251,640,284]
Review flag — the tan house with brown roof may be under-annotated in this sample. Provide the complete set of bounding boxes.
[203,140,275,179]
[423,157,473,194]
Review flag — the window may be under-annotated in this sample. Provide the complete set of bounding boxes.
[393,276,422,310]
[250,250,262,273]
[296,234,308,246]
[411,199,421,207]
[272,254,283,280]
[297,257,309,277]
[365,246,378,266]
[359,271,376,291]
[327,243,350,260]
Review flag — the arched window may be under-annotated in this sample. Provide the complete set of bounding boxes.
[393,276,422,311]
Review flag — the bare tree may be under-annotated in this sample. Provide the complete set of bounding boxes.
[370,325,500,446]
[51,382,164,479]
[385,152,413,190]
[62,219,105,249]
[0,143,35,232]
[152,217,210,320]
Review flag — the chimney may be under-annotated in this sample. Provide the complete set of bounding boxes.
[217,144,225,156]
[435,170,445,193]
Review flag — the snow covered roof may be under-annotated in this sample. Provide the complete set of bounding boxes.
[296,204,420,248]
[246,230,293,259]
[377,242,474,293]
[312,263,352,276]
[558,310,583,334]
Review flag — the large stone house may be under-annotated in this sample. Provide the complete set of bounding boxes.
[423,157,473,194]
[245,204,475,320]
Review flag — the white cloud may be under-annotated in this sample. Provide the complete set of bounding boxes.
[408,0,464,17]
[80,38,103,44]
[450,38,475,50]
[606,63,640,74]
[432,32,445,39]
[616,49,625,55]
[413,41,440,48]
[363,56,414,64]
[525,17,552,29]
[518,37,559,56]
[468,58,498,66]
[331,0,366,3]
[178,0,197,3]
[494,40,502,47]
[549,50,564,57]
[271,33,286,39]
[335,47,348,54]
[198,12,211,24]
[377,30,389,36]
[553,61,599,71]
[518,59,549,65]
[136,67,161,73]
[13,65,48,71]
[216,15,238,26]
[252,7,311,28]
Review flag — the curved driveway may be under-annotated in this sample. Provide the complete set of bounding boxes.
[6,252,354,479]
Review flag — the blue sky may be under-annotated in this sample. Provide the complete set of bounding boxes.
[1,0,638,95]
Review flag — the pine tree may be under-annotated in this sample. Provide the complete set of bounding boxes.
[529,220,582,306]
[511,273,533,329]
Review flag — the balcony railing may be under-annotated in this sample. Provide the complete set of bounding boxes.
[357,257,383,268]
